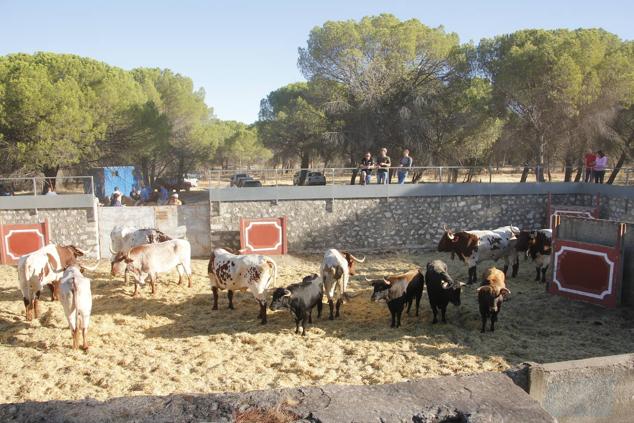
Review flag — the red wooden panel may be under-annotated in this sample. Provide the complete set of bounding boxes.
[550,239,623,308]
[0,221,50,265]
[240,217,287,255]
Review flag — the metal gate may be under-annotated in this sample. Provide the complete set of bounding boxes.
[240,217,287,255]
[0,220,50,265]
[550,216,625,308]
[547,193,600,228]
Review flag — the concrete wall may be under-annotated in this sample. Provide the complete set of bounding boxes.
[210,193,589,252]
[528,353,634,423]
[97,203,210,258]
[0,207,99,258]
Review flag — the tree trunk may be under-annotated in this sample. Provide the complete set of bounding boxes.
[607,150,627,185]
[520,164,530,183]
[573,166,582,182]
[299,154,310,185]
[42,165,59,194]
[563,159,574,182]
[536,134,546,182]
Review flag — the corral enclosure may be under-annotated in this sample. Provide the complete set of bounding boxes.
[1,252,633,404]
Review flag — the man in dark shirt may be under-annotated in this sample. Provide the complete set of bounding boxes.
[376,148,391,184]
[360,152,374,185]
[397,149,413,184]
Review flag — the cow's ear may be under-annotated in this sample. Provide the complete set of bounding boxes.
[500,287,511,297]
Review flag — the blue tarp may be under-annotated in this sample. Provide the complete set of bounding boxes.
[89,166,141,200]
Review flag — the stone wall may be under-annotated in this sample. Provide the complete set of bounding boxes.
[0,207,99,257]
[210,193,590,252]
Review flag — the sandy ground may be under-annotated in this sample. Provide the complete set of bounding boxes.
[1,252,633,404]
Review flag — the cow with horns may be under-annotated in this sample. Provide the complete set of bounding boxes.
[516,229,552,283]
[208,248,278,324]
[437,225,520,285]
[320,249,365,320]
[109,226,172,281]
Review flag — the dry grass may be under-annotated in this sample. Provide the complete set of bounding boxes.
[1,252,633,404]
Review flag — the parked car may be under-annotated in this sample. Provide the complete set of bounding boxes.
[241,179,263,188]
[184,174,199,188]
[293,171,327,186]
[230,173,250,187]
[236,176,255,187]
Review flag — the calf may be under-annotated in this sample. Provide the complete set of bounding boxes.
[59,266,92,350]
[208,248,277,324]
[516,229,552,283]
[109,226,172,283]
[17,244,85,320]
[424,260,465,324]
[111,239,192,296]
[437,225,519,284]
[320,249,365,320]
[369,269,424,328]
[269,273,323,336]
[477,267,511,333]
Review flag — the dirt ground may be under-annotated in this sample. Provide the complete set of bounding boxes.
[1,252,633,404]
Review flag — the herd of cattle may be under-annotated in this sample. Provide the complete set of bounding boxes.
[14,224,552,349]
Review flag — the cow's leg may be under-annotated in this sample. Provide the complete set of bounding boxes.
[535,266,541,281]
[480,313,487,333]
[328,299,334,320]
[440,304,447,323]
[335,298,343,318]
[406,297,413,315]
[308,309,313,324]
[415,291,422,317]
[301,314,309,336]
[72,327,79,349]
[132,282,139,297]
[295,318,300,334]
[34,291,41,318]
[431,304,438,324]
[468,266,477,285]
[511,256,519,278]
[502,264,509,276]
[176,264,184,285]
[212,287,219,310]
[149,274,156,295]
[23,297,32,321]
[316,299,323,319]
[390,309,396,328]
[227,290,234,310]
[48,284,55,301]
[259,300,267,324]
[541,265,548,283]
[81,327,89,351]
[396,307,403,328]
[490,312,497,332]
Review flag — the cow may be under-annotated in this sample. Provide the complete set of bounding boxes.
[424,260,465,324]
[320,249,365,320]
[368,269,425,328]
[516,229,552,283]
[17,244,86,320]
[208,248,277,324]
[437,225,520,284]
[109,226,172,280]
[110,239,192,296]
[269,273,323,336]
[59,265,92,350]
[477,267,511,333]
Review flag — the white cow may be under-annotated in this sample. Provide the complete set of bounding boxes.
[110,239,192,296]
[207,248,277,324]
[320,249,365,320]
[59,266,92,350]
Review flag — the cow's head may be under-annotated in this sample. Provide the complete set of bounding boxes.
[110,252,133,277]
[342,251,365,275]
[477,285,511,312]
[56,245,85,268]
[269,288,292,311]
[368,277,391,302]
[437,225,458,252]
[147,229,172,244]
[442,279,466,306]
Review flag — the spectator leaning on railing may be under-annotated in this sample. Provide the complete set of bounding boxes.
[594,150,608,184]
[397,149,413,184]
[376,147,391,184]
[359,152,374,185]
[583,149,596,183]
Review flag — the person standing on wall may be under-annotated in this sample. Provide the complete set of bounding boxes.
[359,152,374,185]
[583,149,596,183]
[397,149,413,184]
[376,147,391,184]
[593,150,608,184]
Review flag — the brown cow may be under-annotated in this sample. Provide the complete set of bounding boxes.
[477,267,511,333]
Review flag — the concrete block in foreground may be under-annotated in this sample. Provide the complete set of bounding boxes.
[528,353,634,423]
[0,372,554,422]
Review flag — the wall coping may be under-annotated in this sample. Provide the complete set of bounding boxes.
[209,183,634,202]
[0,194,96,210]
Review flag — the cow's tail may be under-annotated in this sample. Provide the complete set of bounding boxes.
[267,258,278,288]
[72,276,78,333]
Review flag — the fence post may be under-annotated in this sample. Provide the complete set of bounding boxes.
[274,168,278,187]
[438,167,443,182]
[332,168,335,185]
[33,178,37,196]
[90,176,95,196]
[488,166,492,184]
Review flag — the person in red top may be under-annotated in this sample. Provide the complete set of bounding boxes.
[583,149,596,183]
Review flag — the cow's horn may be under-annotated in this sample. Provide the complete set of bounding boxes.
[443,224,449,232]
[364,276,373,283]
[349,253,365,263]
[108,241,116,255]
[383,277,391,285]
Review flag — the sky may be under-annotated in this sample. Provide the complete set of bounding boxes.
[1,0,632,124]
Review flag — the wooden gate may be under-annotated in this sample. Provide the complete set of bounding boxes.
[240,217,287,255]
[550,216,625,308]
[0,220,50,265]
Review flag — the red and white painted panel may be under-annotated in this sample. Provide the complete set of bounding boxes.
[0,220,50,265]
[550,220,625,308]
[240,217,287,255]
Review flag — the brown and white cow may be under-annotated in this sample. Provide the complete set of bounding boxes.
[110,239,192,296]
[516,229,552,282]
[320,249,365,320]
[437,226,519,284]
[207,248,277,324]
[18,244,85,320]
[109,226,172,282]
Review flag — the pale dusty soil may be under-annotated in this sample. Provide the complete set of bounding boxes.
[1,252,633,404]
